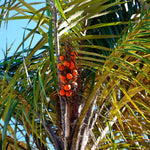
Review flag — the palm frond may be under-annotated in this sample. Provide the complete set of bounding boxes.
[0,0,149,149]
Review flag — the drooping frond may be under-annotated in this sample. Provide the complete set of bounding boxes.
[83,8,150,150]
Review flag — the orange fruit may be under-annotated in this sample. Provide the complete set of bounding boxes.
[59,89,65,96]
[61,84,65,89]
[58,63,65,71]
[59,65,65,71]
[60,55,65,61]
[66,91,72,97]
[73,69,78,76]
[64,61,70,67]
[58,63,63,68]
[70,61,75,70]
[60,78,67,84]
[71,56,75,61]
[66,73,73,80]
[64,84,71,91]
[71,52,74,56]
[59,74,66,83]
[59,74,66,79]
[71,51,78,57]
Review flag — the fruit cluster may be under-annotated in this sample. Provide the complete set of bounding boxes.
[58,47,78,97]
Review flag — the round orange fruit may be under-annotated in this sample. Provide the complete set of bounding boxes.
[66,73,73,80]
[66,91,72,97]
[58,63,64,71]
[71,56,75,61]
[60,78,67,84]
[60,55,65,61]
[71,51,78,57]
[59,89,65,96]
[64,61,70,67]
[70,61,75,70]
[61,84,65,89]
[58,63,62,68]
[73,69,78,76]
[59,74,66,80]
[59,65,65,71]
[64,84,71,91]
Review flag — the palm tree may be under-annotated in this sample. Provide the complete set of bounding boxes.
[0,0,150,149]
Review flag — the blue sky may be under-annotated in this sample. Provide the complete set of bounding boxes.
[0,0,45,61]
[0,19,28,60]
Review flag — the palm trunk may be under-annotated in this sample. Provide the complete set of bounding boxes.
[52,2,71,149]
